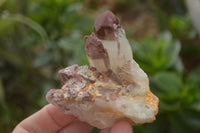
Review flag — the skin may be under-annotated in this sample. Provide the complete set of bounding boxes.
[13,104,133,133]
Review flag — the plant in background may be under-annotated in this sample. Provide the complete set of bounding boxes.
[0,0,93,132]
[0,0,200,133]
[132,31,183,75]
[131,31,200,133]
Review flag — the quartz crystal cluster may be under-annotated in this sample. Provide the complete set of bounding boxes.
[46,11,159,129]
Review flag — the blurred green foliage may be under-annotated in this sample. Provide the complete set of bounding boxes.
[132,31,183,74]
[0,0,200,133]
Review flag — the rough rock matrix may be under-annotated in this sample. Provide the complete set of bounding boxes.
[46,10,159,129]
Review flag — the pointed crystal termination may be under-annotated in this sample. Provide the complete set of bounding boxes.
[85,10,148,87]
[46,10,159,129]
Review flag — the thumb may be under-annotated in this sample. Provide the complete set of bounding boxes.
[111,121,133,133]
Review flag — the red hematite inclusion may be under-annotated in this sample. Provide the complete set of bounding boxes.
[46,10,159,129]
[94,11,120,39]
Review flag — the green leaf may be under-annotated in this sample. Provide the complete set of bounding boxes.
[0,0,6,6]
[165,40,181,68]
[159,99,180,111]
[0,16,17,36]
[152,72,182,96]
[91,127,100,133]
[181,72,200,107]
[0,77,5,106]
[153,6,168,31]
[169,114,191,133]
[131,31,183,75]
[0,14,48,42]
[133,125,145,133]
[0,47,24,67]
[183,110,200,130]
[169,15,196,38]
[145,117,166,133]
[180,85,198,106]
[169,110,200,133]
[191,100,200,112]
[33,50,52,67]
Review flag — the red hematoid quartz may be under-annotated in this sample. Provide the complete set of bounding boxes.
[46,10,159,129]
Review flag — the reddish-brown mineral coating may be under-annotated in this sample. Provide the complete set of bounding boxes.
[94,10,120,40]
[46,10,159,129]
[58,64,79,84]
[84,33,110,69]
[84,33,107,59]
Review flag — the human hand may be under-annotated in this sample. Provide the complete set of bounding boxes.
[13,104,133,133]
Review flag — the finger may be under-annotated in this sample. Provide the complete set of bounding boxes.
[13,104,77,133]
[58,120,93,133]
[100,128,111,133]
[111,121,133,133]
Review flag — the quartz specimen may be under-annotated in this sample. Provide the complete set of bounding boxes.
[46,10,159,129]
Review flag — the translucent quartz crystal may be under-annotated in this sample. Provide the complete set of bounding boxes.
[46,11,159,129]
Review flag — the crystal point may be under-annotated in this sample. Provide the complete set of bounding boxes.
[46,10,159,129]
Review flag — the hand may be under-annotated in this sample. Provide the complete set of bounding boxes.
[13,104,133,133]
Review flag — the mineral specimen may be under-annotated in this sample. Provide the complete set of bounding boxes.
[46,10,159,129]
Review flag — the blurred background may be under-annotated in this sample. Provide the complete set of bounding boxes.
[0,0,200,132]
